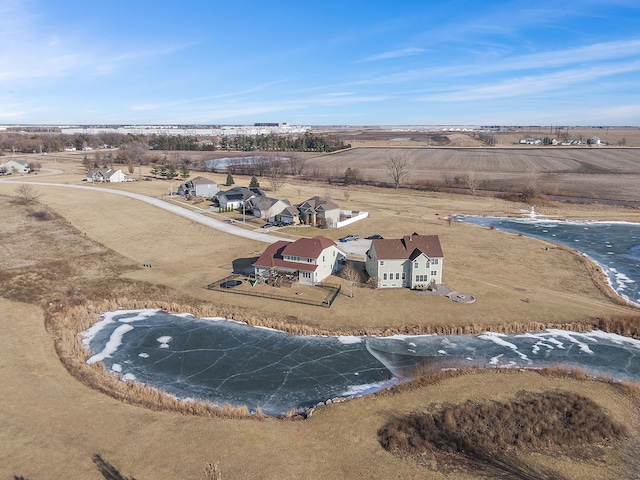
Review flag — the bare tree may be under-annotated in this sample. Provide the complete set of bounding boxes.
[521,170,539,203]
[14,184,41,204]
[288,156,307,176]
[384,155,410,188]
[341,262,361,298]
[462,171,480,196]
[27,160,42,172]
[119,141,149,175]
[267,159,285,191]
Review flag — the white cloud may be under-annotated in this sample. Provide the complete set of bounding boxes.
[360,47,426,62]
[420,62,640,102]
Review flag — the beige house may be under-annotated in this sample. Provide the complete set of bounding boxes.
[2,159,30,174]
[365,233,444,289]
[297,196,340,228]
[247,196,291,221]
[253,236,346,286]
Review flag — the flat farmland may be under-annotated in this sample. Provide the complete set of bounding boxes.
[303,146,640,202]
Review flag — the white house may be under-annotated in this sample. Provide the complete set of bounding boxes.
[253,236,346,286]
[178,176,218,197]
[2,159,30,174]
[86,168,126,183]
[217,186,264,209]
[365,233,444,289]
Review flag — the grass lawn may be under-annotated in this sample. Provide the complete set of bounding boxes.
[1,150,639,479]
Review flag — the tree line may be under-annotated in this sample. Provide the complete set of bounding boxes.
[1,131,350,154]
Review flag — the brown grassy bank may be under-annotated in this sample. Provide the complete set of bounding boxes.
[44,297,640,424]
[379,390,630,477]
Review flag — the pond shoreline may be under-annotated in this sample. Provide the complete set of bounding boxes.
[45,289,640,420]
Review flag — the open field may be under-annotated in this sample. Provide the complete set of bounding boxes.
[1,150,640,478]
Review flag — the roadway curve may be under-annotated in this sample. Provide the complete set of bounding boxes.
[0,172,369,256]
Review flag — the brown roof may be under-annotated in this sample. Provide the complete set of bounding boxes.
[253,240,318,272]
[282,236,337,258]
[371,234,443,260]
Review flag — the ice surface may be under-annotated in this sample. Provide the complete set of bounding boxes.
[83,310,640,416]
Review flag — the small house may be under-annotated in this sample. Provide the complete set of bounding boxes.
[86,168,126,183]
[2,159,30,174]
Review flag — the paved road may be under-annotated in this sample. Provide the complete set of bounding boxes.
[1,173,369,257]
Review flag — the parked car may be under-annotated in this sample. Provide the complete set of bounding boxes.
[261,223,273,229]
[339,234,359,242]
[365,234,383,240]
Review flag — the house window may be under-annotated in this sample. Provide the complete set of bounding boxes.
[380,261,384,266]
[432,259,439,265]
[383,273,387,280]
[402,272,406,280]
[307,258,314,263]
[431,270,437,276]
[395,273,400,280]
[414,262,419,269]
[322,255,325,262]
[415,274,428,282]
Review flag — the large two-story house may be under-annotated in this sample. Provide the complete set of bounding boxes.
[297,196,340,228]
[253,236,346,286]
[178,176,218,197]
[365,233,444,289]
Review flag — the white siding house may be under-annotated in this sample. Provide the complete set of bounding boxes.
[2,159,30,174]
[178,176,218,197]
[86,168,126,183]
[253,236,346,286]
[365,234,444,289]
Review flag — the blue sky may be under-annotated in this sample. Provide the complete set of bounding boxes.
[1,0,639,125]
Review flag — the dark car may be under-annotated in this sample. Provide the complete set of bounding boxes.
[339,234,359,242]
[365,234,383,240]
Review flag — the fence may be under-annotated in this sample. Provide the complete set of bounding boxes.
[206,274,341,308]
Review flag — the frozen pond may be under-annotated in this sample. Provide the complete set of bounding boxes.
[455,214,640,306]
[83,310,640,416]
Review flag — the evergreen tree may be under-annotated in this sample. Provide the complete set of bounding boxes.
[249,175,260,188]
[226,172,235,186]
[344,167,356,185]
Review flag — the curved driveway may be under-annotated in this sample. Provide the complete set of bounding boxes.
[0,173,368,256]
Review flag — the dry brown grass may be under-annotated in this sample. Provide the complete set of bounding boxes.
[379,390,628,472]
[2,150,640,478]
